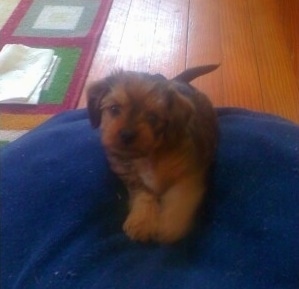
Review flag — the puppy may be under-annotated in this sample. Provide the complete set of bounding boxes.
[87,65,218,243]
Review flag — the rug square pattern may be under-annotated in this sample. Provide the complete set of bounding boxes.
[39,47,81,104]
[0,0,113,134]
[33,5,84,31]
[13,0,101,38]
[0,0,21,29]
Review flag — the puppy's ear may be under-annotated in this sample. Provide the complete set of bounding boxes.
[151,73,167,81]
[172,64,219,83]
[164,88,195,142]
[87,80,111,128]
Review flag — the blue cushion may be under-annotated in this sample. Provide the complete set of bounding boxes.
[1,108,299,289]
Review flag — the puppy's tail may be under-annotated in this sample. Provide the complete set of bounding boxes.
[172,64,220,83]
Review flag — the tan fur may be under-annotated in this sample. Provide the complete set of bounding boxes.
[88,67,218,243]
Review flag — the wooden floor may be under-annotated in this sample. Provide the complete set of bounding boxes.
[78,0,299,123]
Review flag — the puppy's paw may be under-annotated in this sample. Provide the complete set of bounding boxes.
[155,226,188,244]
[154,216,192,244]
[123,207,159,242]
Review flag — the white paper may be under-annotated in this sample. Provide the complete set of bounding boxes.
[23,55,57,105]
[0,44,56,104]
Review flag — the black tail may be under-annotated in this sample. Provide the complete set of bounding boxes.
[172,64,220,83]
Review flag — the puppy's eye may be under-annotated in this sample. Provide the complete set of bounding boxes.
[109,104,121,116]
[147,112,159,126]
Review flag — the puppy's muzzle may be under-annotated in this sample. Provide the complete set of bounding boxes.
[119,129,137,145]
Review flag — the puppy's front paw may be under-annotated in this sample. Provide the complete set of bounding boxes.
[155,222,190,244]
[154,212,193,244]
[123,207,158,242]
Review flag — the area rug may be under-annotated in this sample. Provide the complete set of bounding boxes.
[0,0,113,141]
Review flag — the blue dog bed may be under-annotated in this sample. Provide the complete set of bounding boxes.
[1,108,299,289]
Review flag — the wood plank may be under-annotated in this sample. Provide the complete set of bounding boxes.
[219,0,263,110]
[113,0,161,71]
[78,0,299,123]
[78,0,132,108]
[280,0,299,88]
[187,0,224,106]
[148,0,189,78]
[249,0,299,123]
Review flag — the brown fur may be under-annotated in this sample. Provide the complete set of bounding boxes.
[87,66,218,243]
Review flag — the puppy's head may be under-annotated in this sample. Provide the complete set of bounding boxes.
[88,65,218,158]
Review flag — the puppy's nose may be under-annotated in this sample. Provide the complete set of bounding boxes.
[120,129,137,145]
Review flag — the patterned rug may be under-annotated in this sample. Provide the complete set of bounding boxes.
[0,0,113,143]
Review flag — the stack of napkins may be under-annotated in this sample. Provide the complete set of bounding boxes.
[0,44,57,105]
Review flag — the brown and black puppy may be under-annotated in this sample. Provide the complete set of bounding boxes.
[87,65,218,243]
